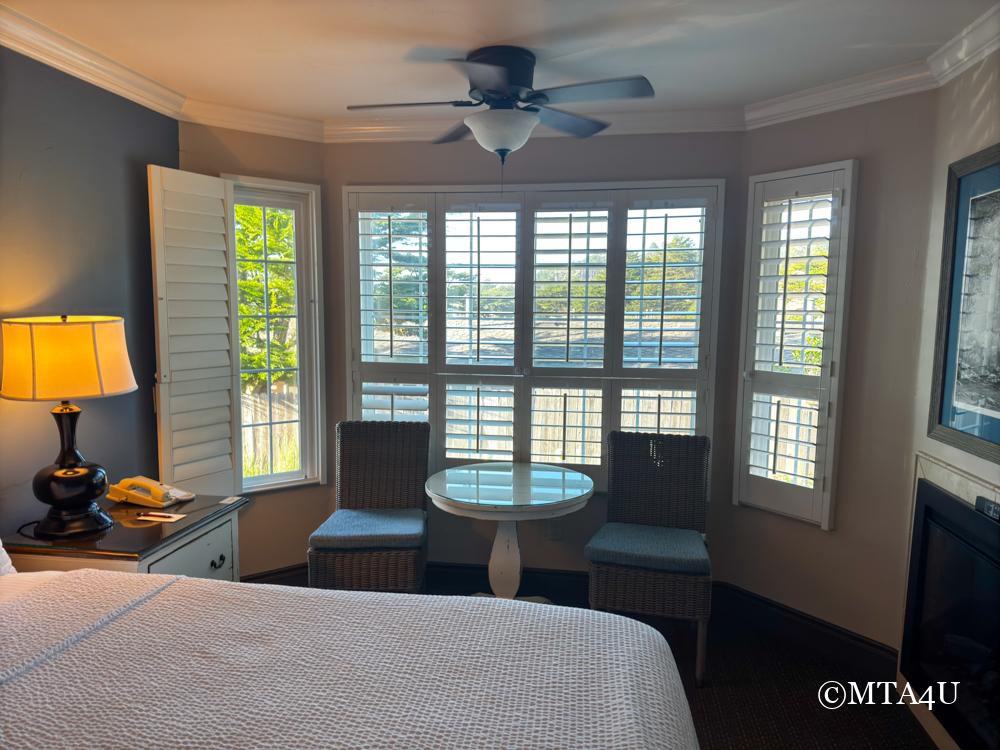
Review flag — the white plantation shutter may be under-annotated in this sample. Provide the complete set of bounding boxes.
[734,161,857,529]
[148,165,239,496]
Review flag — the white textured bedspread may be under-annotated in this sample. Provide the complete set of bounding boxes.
[0,570,698,750]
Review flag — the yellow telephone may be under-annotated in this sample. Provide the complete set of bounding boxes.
[106,476,196,508]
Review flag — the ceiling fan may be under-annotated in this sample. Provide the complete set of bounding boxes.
[346,45,654,163]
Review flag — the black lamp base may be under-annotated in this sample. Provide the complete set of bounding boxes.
[31,401,114,540]
[35,502,113,538]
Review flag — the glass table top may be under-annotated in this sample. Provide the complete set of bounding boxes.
[425,462,594,509]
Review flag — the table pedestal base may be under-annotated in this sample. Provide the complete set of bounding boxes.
[488,520,521,599]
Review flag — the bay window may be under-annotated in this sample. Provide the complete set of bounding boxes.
[346,182,723,487]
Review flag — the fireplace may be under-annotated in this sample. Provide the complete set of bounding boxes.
[901,479,1000,750]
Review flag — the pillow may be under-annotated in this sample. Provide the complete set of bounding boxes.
[0,537,16,575]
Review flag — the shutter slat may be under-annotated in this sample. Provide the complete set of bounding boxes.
[166,283,228,302]
[163,190,222,215]
[169,350,230,372]
[170,365,232,382]
[165,264,228,284]
[174,438,232,466]
[168,317,229,336]
[173,421,231,448]
[171,405,231,432]
[172,389,231,414]
[164,209,225,233]
[149,165,238,496]
[168,333,230,354]
[165,227,227,252]
[173,454,233,482]
[165,247,227,268]
[168,300,228,318]
[170,375,231,397]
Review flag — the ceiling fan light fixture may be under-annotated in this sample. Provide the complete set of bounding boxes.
[464,109,539,162]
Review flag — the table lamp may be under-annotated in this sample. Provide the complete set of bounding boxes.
[0,315,137,538]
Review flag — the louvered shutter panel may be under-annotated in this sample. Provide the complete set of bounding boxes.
[148,165,239,496]
[734,161,857,529]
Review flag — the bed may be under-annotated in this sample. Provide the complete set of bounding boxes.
[1,569,699,749]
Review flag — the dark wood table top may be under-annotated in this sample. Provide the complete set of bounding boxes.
[2,494,250,560]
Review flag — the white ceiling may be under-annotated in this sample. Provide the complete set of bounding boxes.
[3,0,996,132]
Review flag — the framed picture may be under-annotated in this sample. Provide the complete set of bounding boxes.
[929,142,1000,464]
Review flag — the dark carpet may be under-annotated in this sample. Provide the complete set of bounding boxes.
[254,564,936,750]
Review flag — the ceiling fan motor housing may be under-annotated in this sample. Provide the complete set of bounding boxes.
[467,45,536,103]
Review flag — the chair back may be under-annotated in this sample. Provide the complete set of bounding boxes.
[336,420,430,510]
[606,431,710,532]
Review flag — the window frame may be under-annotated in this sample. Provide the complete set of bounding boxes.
[344,180,724,490]
[226,174,326,492]
[733,160,857,530]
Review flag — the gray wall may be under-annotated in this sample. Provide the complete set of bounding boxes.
[0,48,178,532]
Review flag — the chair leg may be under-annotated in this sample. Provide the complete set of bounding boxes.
[695,618,708,687]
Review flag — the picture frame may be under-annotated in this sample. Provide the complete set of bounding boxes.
[928,142,1000,464]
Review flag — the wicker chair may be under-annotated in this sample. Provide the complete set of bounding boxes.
[308,421,430,593]
[585,431,712,685]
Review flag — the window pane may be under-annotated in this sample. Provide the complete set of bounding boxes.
[239,317,266,371]
[359,211,429,363]
[272,421,301,474]
[238,262,265,315]
[623,207,705,368]
[235,204,264,259]
[532,210,607,368]
[240,372,268,425]
[265,207,295,261]
[267,262,296,315]
[361,382,429,421]
[242,425,270,478]
[754,194,832,376]
[445,382,515,460]
[620,388,696,435]
[530,387,603,464]
[748,393,818,488]
[270,370,299,422]
[269,317,297,369]
[445,211,517,366]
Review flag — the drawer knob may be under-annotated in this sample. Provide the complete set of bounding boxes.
[209,553,226,570]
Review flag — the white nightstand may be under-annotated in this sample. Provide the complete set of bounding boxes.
[3,495,250,581]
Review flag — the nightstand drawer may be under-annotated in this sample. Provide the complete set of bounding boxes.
[148,520,234,580]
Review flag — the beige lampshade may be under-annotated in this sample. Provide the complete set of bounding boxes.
[0,316,138,401]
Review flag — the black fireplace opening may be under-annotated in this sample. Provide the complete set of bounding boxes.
[901,479,1000,750]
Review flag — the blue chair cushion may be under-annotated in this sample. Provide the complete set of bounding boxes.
[309,508,426,550]
[584,522,710,575]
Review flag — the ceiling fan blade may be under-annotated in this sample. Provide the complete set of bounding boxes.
[432,122,472,144]
[346,100,476,111]
[448,59,509,95]
[534,106,608,138]
[530,76,654,105]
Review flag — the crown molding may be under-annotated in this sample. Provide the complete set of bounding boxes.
[744,61,938,129]
[181,99,325,143]
[0,4,184,117]
[928,2,1000,85]
[322,107,745,143]
[1,1,998,142]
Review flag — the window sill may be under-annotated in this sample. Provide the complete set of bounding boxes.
[241,475,326,496]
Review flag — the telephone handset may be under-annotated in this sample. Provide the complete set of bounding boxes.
[106,476,196,508]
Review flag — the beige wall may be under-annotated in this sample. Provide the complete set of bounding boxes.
[180,53,998,655]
